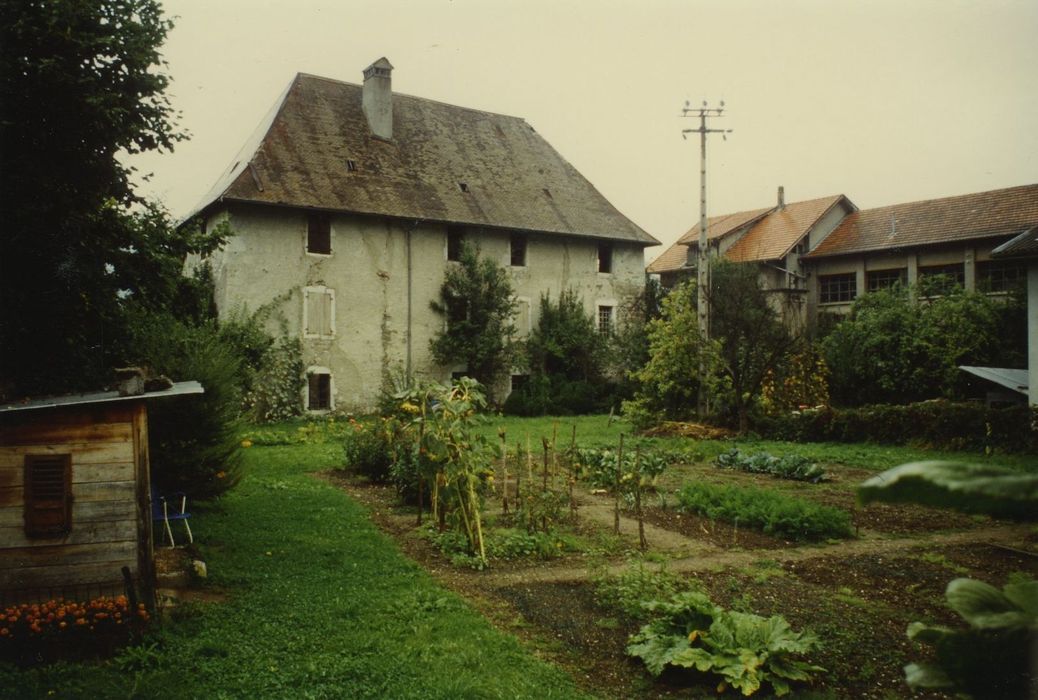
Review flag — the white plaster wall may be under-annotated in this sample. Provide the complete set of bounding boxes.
[207,205,645,412]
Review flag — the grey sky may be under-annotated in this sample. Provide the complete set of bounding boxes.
[131,0,1038,261]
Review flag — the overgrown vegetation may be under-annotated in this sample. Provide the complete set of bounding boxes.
[429,244,517,402]
[675,482,853,541]
[821,283,1025,406]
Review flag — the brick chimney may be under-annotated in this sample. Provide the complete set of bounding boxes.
[777,185,785,209]
[362,57,394,140]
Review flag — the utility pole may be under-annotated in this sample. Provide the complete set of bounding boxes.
[682,101,731,417]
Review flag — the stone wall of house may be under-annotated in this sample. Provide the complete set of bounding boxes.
[201,204,646,412]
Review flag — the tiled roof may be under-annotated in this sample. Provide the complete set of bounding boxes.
[991,226,1038,258]
[806,184,1038,259]
[647,207,771,273]
[191,73,657,246]
[727,195,847,263]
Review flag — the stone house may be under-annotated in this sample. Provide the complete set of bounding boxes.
[187,58,657,412]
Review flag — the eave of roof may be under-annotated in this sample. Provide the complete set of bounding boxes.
[0,381,205,414]
[726,195,848,263]
[958,366,1028,396]
[805,184,1038,260]
[188,72,658,247]
[991,225,1038,259]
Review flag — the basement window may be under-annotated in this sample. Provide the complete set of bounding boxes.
[597,243,613,273]
[24,454,72,538]
[597,305,614,335]
[307,370,332,411]
[307,213,331,255]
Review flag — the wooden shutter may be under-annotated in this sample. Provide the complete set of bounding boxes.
[24,454,72,537]
[305,288,333,337]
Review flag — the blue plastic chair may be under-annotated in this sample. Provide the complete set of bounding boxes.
[151,487,193,547]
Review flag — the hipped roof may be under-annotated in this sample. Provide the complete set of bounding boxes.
[806,184,1038,259]
[190,73,657,246]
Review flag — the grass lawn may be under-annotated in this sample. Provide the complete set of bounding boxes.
[0,440,590,699]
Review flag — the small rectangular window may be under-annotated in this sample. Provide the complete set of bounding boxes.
[597,243,613,273]
[447,226,464,262]
[510,234,527,267]
[307,213,331,255]
[304,286,335,338]
[597,305,614,335]
[308,373,331,411]
[510,374,530,393]
[24,454,72,538]
[866,268,907,293]
[819,273,857,304]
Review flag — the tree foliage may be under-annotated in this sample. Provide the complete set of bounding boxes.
[527,288,603,382]
[429,244,517,401]
[0,0,224,397]
[627,261,797,430]
[821,284,1011,406]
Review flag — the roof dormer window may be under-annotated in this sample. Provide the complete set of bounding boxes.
[458,182,469,193]
[346,159,357,172]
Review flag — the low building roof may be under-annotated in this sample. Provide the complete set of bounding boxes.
[726,195,847,263]
[647,206,771,273]
[189,73,657,247]
[991,226,1038,259]
[805,184,1038,259]
[959,366,1028,396]
[0,382,204,414]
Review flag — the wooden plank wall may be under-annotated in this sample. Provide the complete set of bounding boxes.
[0,404,141,603]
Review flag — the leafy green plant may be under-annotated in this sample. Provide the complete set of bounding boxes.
[904,577,1036,698]
[342,418,394,482]
[675,482,852,541]
[627,591,823,696]
[593,562,684,618]
[715,448,827,483]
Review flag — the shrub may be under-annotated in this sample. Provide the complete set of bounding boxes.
[714,448,827,483]
[674,482,852,541]
[342,418,394,482]
[755,401,1037,453]
[593,562,684,618]
[627,591,823,696]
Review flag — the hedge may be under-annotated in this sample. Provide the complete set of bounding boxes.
[752,400,1036,453]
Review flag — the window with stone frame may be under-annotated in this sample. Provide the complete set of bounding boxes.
[307,213,331,255]
[819,273,857,304]
[307,371,332,411]
[597,305,614,335]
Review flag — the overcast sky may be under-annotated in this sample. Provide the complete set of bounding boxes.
[130,0,1038,261]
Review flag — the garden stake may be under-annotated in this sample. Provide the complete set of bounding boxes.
[515,440,522,507]
[615,433,624,535]
[541,437,550,532]
[551,421,559,489]
[499,429,509,514]
[635,445,647,551]
[568,424,578,518]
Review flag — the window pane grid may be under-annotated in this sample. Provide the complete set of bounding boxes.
[819,273,856,303]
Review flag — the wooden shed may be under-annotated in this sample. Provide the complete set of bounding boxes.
[0,382,203,605]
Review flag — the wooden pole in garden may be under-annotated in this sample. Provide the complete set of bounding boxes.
[499,428,508,514]
[635,445,647,551]
[541,437,550,533]
[614,433,624,535]
[568,424,577,518]
[515,440,522,509]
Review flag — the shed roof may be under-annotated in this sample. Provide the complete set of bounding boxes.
[0,382,204,414]
[958,366,1028,396]
[806,184,1038,259]
[190,72,657,246]
[991,226,1038,259]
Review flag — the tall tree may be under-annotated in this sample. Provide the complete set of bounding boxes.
[0,0,221,398]
[429,244,517,401]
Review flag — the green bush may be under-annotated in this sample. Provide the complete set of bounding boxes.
[342,420,394,482]
[675,482,852,541]
[593,562,684,618]
[755,401,1037,453]
[123,312,243,500]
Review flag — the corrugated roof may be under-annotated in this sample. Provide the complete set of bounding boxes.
[806,184,1038,259]
[959,366,1028,396]
[191,72,657,246]
[727,195,847,263]
[647,207,772,273]
[0,381,205,414]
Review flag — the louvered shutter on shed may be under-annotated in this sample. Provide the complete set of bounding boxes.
[24,454,72,537]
